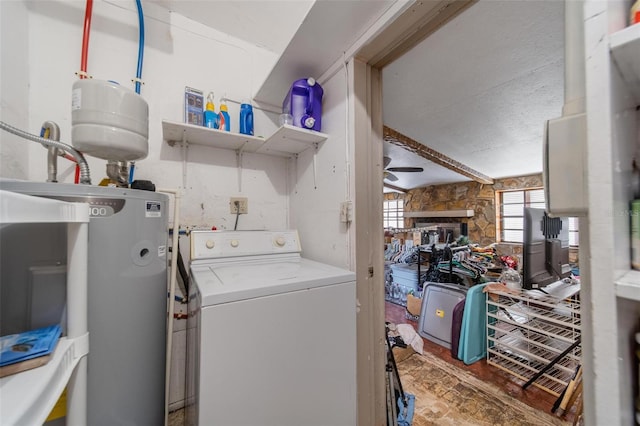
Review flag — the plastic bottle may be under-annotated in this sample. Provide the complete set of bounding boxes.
[632,0,640,25]
[218,99,231,132]
[282,77,323,131]
[239,100,254,136]
[203,92,218,129]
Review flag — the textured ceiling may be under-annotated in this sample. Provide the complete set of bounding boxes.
[150,0,314,54]
[382,0,565,191]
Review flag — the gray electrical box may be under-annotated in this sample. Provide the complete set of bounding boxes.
[543,113,587,217]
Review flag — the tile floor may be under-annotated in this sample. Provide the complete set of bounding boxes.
[168,302,575,425]
[385,300,575,422]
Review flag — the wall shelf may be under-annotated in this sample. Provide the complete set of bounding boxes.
[609,23,640,103]
[615,269,640,301]
[0,189,88,223]
[162,120,328,157]
[255,124,328,156]
[1,336,88,425]
[404,209,474,218]
[0,190,89,425]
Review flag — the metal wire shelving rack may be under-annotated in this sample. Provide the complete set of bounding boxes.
[486,286,581,397]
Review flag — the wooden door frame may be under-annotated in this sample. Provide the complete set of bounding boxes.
[351,2,476,424]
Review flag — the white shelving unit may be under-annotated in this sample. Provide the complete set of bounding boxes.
[610,22,640,104]
[582,3,640,424]
[0,190,89,425]
[486,286,581,397]
[615,269,640,302]
[611,23,640,301]
[162,120,328,157]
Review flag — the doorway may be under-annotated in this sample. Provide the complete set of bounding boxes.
[350,2,477,424]
[351,1,568,424]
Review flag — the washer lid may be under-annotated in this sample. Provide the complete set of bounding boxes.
[191,257,355,306]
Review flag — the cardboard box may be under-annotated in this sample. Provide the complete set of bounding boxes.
[406,294,422,318]
[392,345,415,363]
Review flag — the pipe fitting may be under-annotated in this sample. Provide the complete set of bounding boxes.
[42,121,62,183]
[0,120,91,184]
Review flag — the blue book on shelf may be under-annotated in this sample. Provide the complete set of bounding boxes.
[0,324,61,367]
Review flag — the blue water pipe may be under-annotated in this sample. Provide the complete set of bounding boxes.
[128,161,136,184]
[134,0,144,95]
[130,0,144,183]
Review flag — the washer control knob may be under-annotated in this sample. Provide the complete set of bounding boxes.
[230,239,239,248]
[275,237,286,247]
[205,240,215,249]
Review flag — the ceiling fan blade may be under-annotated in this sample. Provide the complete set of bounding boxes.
[384,171,398,182]
[386,167,424,173]
[383,156,392,169]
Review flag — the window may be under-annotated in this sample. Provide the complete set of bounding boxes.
[498,188,579,246]
[383,199,404,229]
[499,189,546,243]
[568,218,579,246]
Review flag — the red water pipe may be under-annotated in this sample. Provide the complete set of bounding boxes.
[75,0,93,183]
[80,0,93,79]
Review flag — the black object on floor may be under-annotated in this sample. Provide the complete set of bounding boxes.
[450,298,466,359]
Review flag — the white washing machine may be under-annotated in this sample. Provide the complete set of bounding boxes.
[185,230,357,426]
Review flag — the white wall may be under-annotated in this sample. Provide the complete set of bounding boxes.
[1,0,291,231]
[1,0,361,414]
[0,1,29,179]
[290,67,352,270]
[0,0,320,412]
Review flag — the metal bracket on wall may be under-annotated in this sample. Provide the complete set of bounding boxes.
[313,142,319,189]
[236,150,243,193]
[181,132,189,190]
[293,153,299,194]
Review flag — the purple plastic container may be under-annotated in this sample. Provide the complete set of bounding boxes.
[282,78,323,132]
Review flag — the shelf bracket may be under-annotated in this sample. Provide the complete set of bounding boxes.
[292,154,299,194]
[313,142,319,189]
[181,132,189,190]
[236,150,243,193]
[238,140,250,154]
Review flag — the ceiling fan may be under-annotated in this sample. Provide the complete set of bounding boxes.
[383,156,424,182]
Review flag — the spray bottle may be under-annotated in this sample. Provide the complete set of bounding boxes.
[218,98,231,132]
[203,92,218,129]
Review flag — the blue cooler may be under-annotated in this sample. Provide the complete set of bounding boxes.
[390,263,420,294]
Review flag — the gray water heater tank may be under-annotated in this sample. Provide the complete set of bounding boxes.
[0,180,168,425]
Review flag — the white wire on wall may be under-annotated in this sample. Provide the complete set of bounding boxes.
[156,187,181,426]
[343,55,351,199]
[343,54,353,270]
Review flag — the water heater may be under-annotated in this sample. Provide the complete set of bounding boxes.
[0,180,168,425]
[71,79,149,161]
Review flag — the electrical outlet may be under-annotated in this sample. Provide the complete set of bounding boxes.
[230,197,248,214]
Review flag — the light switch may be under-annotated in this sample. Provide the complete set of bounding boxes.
[340,201,352,223]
